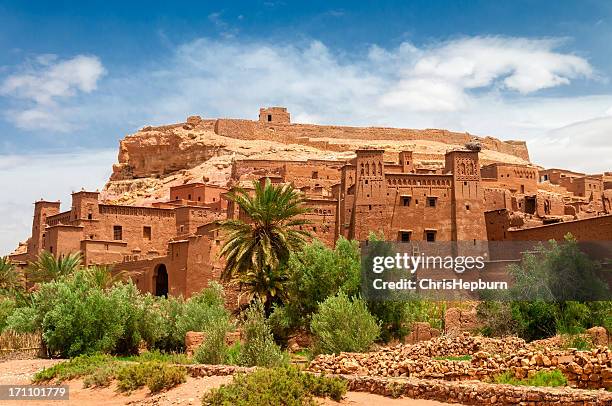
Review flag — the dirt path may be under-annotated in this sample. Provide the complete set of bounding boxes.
[0,358,459,406]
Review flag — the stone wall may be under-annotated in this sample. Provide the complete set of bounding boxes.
[308,333,612,390]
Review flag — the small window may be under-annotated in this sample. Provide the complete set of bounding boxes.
[267,114,272,122]
[143,226,152,240]
[427,197,437,207]
[313,226,317,232]
[87,213,93,220]
[198,197,201,201]
[188,194,192,200]
[113,225,123,240]
[426,231,436,242]
[312,171,319,179]
[399,231,411,242]
[466,204,470,210]
[402,196,411,206]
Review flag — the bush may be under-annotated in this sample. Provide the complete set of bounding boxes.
[33,354,115,383]
[148,282,231,353]
[286,238,361,322]
[239,301,287,367]
[494,369,567,387]
[310,293,380,354]
[477,301,518,337]
[116,362,186,393]
[0,297,16,332]
[193,322,231,365]
[202,366,346,405]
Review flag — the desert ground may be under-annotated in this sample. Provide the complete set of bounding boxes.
[0,359,457,406]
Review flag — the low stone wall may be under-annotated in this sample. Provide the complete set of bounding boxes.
[472,347,612,390]
[309,333,612,390]
[185,364,255,377]
[342,375,612,405]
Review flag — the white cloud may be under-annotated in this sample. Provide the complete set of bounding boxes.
[0,54,106,131]
[0,149,115,256]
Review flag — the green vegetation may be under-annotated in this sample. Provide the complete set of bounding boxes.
[116,362,186,393]
[493,370,567,387]
[238,301,287,367]
[201,366,346,406]
[26,251,82,284]
[310,292,380,354]
[217,178,311,312]
[33,354,115,383]
[33,353,187,393]
[0,257,20,295]
[478,234,612,341]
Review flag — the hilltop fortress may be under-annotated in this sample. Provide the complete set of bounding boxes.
[9,107,612,299]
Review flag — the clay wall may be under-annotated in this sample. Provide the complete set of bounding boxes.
[508,214,612,241]
[169,183,228,210]
[44,225,83,257]
[480,163,537,194]
[384,174,454,242]
[213,119,256,140]
[81,239,129,265]
[175,206,223,237]
[483,187,511,211]
[259,107,290,124]
[28,201,61,260]
[302,198,338,246]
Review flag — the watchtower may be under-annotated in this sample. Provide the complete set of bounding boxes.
[258,107,290,124]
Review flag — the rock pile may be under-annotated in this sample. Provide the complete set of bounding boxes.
[308,333,612,390]
[343,375,612,405]
[471,347,612,389]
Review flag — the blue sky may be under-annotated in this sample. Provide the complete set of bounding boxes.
[1,1,612,253]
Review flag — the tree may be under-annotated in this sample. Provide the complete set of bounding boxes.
[26,251,82,284]
[0,256,20,294]
[217,179,311,311]
[286,237,361,321]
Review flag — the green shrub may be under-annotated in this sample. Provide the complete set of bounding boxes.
[116,362,186,393]
[149,283,230,353]
[0,297,16,332]
[561,334,593,350]
[494,369,567,387]
[311,293,380,354]
[477,301,518,337]
[82,364,115,388]
[268,304,293,345]
[286,238,361,321]
[225,342,242,365]
[33,354,114,383]
[193,323,231,365]
[202,366,346,405]
[119,350,193,364]
[239,301,287,367]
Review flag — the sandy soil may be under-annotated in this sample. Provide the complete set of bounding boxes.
[0,358,459,406]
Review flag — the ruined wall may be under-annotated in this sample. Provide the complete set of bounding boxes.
[508,214,612,241]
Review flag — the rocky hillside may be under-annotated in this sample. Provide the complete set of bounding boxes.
[101,115,531,206]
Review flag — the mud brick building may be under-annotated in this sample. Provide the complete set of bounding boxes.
[8,107,612,299]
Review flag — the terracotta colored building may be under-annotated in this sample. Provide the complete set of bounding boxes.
[8,108,612,299]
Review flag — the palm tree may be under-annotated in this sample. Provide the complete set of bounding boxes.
[217,178,311,311]
[0,256,21,294]
[82,265,126,289]
[26,251,82,284]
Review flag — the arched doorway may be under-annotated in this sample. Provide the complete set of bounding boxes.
[154,264,168,297]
